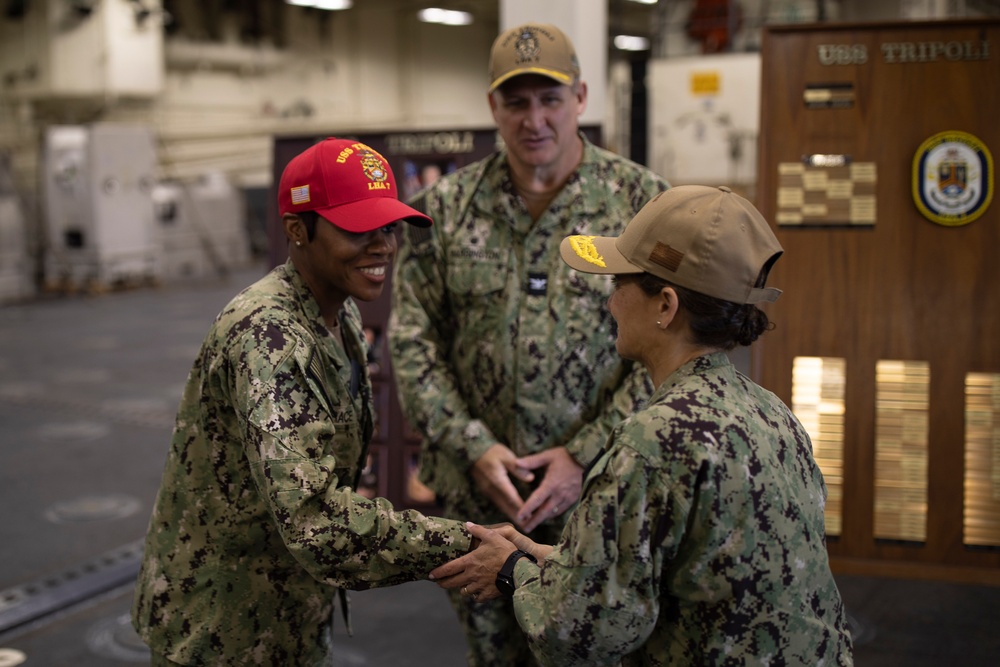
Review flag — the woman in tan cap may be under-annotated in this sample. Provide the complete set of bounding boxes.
[430,185,854,666]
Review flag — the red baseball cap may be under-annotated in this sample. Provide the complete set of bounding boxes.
[278,137,431,232]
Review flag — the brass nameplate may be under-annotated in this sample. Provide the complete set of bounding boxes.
[804,83,855,109]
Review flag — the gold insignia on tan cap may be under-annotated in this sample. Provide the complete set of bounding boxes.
[567,235,606,268]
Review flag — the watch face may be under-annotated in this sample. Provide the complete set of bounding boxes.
[496,549,533,597]
[496,573,516,597]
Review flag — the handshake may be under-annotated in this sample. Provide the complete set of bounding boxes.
[428,522,554,603]
[425,441,583,601]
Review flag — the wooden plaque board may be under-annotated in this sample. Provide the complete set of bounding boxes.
[755,19,1000,584]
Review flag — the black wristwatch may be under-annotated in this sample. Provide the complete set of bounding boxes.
[495,549,538,597]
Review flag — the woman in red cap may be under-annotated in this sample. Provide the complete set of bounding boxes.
[133,138,475,666]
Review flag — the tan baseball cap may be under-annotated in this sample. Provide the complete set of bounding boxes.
[488,23,580,92]
[560,186,784,304]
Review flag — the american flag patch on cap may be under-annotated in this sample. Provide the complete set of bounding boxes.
[290,185,310,205]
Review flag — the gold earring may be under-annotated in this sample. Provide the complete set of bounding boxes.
[656,320,661,326]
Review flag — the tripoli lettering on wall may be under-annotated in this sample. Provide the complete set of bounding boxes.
[816,40,990,65]
[385,131,475,156]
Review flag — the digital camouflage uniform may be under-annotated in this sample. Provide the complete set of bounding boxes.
[389,135,669,665]
[511,352,854,666]
[132,260,471,666]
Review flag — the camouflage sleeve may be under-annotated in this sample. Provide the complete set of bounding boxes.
[234,324,472,589]
[513,437,676,664]
[389,187,498,469]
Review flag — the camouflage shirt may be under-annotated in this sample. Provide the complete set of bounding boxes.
[389,136,669,518]
[132,261,471,666]
[513,352,854,666]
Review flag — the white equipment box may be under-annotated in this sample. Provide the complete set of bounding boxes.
[42,124,158,289]
[153,172,252,282]
[649,53,761,192]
